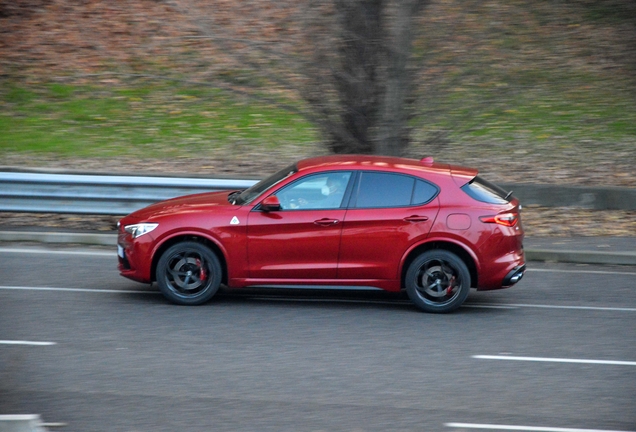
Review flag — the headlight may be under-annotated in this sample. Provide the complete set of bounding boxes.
[124,223,158,238]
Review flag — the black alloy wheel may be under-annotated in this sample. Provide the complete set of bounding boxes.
[156,241,222,305]
[405,250,471,313]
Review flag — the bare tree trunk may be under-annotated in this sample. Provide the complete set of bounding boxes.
[327,0,384,154]
[159,0,430,156]
[375,0,428,156]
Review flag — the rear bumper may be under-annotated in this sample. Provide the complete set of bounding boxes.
[476,246,525,291]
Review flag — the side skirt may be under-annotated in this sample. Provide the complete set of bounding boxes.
[244,285,383,291]
[228,278,401,292]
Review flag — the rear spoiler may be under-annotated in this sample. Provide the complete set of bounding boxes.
[450,165,479,188]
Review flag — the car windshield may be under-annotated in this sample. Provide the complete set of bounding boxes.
[232,164,298,205]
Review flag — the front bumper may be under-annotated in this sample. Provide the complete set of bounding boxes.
[117,231,154,283]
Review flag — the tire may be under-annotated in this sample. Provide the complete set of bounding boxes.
[405,250,471,313]
[156,241,222,305]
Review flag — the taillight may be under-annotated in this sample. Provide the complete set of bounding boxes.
[480,212,518,227]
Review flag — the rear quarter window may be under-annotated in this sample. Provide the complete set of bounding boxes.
[461,176,511,204]
[413,179,438,205]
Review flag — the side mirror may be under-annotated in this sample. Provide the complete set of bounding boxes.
[261,195,281,212]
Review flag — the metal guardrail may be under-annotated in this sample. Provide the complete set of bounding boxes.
[0,172,257,215]
[0,172,634,215]
[498,183,636,211]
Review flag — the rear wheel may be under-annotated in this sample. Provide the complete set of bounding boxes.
[156,241,222,305]
[405,250,471,313]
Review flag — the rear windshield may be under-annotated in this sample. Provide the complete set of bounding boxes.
[461,176,511,204]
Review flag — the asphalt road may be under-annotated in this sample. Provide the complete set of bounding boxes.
[0,245,635,432]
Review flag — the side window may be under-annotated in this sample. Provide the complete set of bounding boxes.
[354,172,414,208]
[353,173,439,208]
[275,172,352,210]
[413,179,438,205]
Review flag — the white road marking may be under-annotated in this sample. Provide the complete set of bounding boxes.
[0,285,157,294]
[528,268,636,276]
[0,340,56,346]
[472,355,636,366]
[445,423,635,432]
[476,303,636,312]
[0,247,113,257]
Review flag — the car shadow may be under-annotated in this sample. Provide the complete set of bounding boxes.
[121,284,514,315]
[113,279,516,316]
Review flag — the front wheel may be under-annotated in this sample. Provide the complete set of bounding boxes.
[405,250,471,313]
[156,241,222,305]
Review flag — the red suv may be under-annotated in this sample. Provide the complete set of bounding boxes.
[118,155,525,313]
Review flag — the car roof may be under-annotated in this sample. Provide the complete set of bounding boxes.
[296,155,478,182]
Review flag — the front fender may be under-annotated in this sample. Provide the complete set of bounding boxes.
[150,228,236,283]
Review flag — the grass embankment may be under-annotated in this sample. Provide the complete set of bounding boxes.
[0,82,318,159]
[1,77,635,161]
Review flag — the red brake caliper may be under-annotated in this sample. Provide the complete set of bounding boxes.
[196,259,207,281]
[447,276,456,295]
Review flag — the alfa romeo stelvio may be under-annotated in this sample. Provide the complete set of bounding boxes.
[118,155,525,313]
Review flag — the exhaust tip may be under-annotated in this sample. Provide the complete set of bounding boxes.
[509,272,523,284]
[503,265,526,286]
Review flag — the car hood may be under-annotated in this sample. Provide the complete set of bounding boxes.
[127,191,237,221]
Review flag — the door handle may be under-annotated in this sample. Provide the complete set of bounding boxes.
[314,218,340,226]
[403,215,429,222]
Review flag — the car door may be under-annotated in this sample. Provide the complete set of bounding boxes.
[337,171,440,281]
[246,171,353,280]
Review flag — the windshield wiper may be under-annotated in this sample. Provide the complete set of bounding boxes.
[227,190,242,204]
